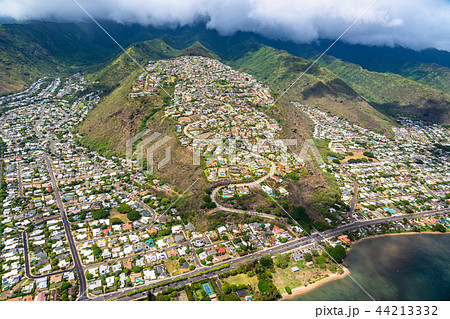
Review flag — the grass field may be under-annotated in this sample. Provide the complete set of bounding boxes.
[165,259,180,276]
[109,209,129,223]
[223,273,259,289]
[272,260,332,292]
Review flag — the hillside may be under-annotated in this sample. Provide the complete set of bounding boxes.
[229,46,393,135]
[3,21,449,222]
[76,40,393,220]
[266,39,450,95]
[1,22,449,126]
[319,56,450,123]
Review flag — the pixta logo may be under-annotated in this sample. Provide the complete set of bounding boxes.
[126,129,172,174]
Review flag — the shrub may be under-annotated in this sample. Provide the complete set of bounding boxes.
[259,254,273,268]
[258,280,270,293]
[118,204,131,214]
[127,210,141,221]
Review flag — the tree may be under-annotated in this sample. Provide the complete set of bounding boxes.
[127,210,141,221]
[147,290,156,301]
[435,224,446,233]
[110,217,123,224]
[274,253,290,269]
[223,294,240,301]
[303,253,313,262]
[92,209,110,220]
[363,151,375,158]
[92,244,102,256]
[118,204,131,214]
[51,258,58,266]
[259,254,273,268]
[326,245,346,263]
[132,266,142,273]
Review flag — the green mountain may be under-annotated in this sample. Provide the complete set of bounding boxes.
[2,21,450,220]
[318,56,450,123]
[1,22,449,125]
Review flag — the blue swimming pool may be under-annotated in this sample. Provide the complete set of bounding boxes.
[202,282,213,295]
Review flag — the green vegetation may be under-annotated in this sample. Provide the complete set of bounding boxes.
[318,56,450,124]
[274,253,291,269]
[118,204,131,214]
[92,208,110,220]
[325,245,347,263]
[259,254,273,268]
[127,210,141,221]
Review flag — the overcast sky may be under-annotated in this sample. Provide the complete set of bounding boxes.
[1,0,449,51]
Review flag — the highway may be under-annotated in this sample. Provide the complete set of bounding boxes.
[90,208,450,301]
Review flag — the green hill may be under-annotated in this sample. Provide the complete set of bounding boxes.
[318,56,450,123]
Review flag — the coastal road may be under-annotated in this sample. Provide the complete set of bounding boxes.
[91,208,450,301]
[44,155,88,300]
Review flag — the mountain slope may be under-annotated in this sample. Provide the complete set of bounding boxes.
[265,39,450,95]
[229,46,393,135]
[319,56,450,123]
[78,39,180,156]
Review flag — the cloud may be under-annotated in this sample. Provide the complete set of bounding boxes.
[1,0,449,51]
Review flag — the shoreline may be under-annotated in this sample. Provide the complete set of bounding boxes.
[350,231,449,249]
[280,231,449,300]
[280,269,349,301]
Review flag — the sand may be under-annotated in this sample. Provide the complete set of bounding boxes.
[280,269,349,300]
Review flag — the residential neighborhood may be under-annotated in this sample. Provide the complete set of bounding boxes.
[0,58,449,302]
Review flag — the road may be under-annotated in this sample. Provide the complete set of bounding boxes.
[22,231,75,279]
[44,156,88,300]
[90,207,450,301]
[210,158,277,219]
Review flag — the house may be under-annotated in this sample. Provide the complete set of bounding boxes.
[143,269,156,281]
[171,225,183,233]
[123,259,132,269]
[205,246,217,256]
[105,276,115,287]
[174,234,185,244]
[36,292,46,301]
[217,226,227,234]
[216,246,226,255]
[50,274,62,284]
[145,254,157,263]
[337,235,351,244]
[36,277,48,290]
[167,249,178,258]
[156,251,168,260]
[236,289,248,298]
[154,265,167,278]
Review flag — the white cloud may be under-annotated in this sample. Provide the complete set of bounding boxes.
[0,0,449,50]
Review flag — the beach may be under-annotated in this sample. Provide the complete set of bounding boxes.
[281,231,448,301]
[284,233,450,301]
[280,270,348,300]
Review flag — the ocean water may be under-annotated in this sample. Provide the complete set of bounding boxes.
[287,233,450,301]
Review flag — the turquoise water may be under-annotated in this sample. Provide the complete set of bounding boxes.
[287,233,450,301]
